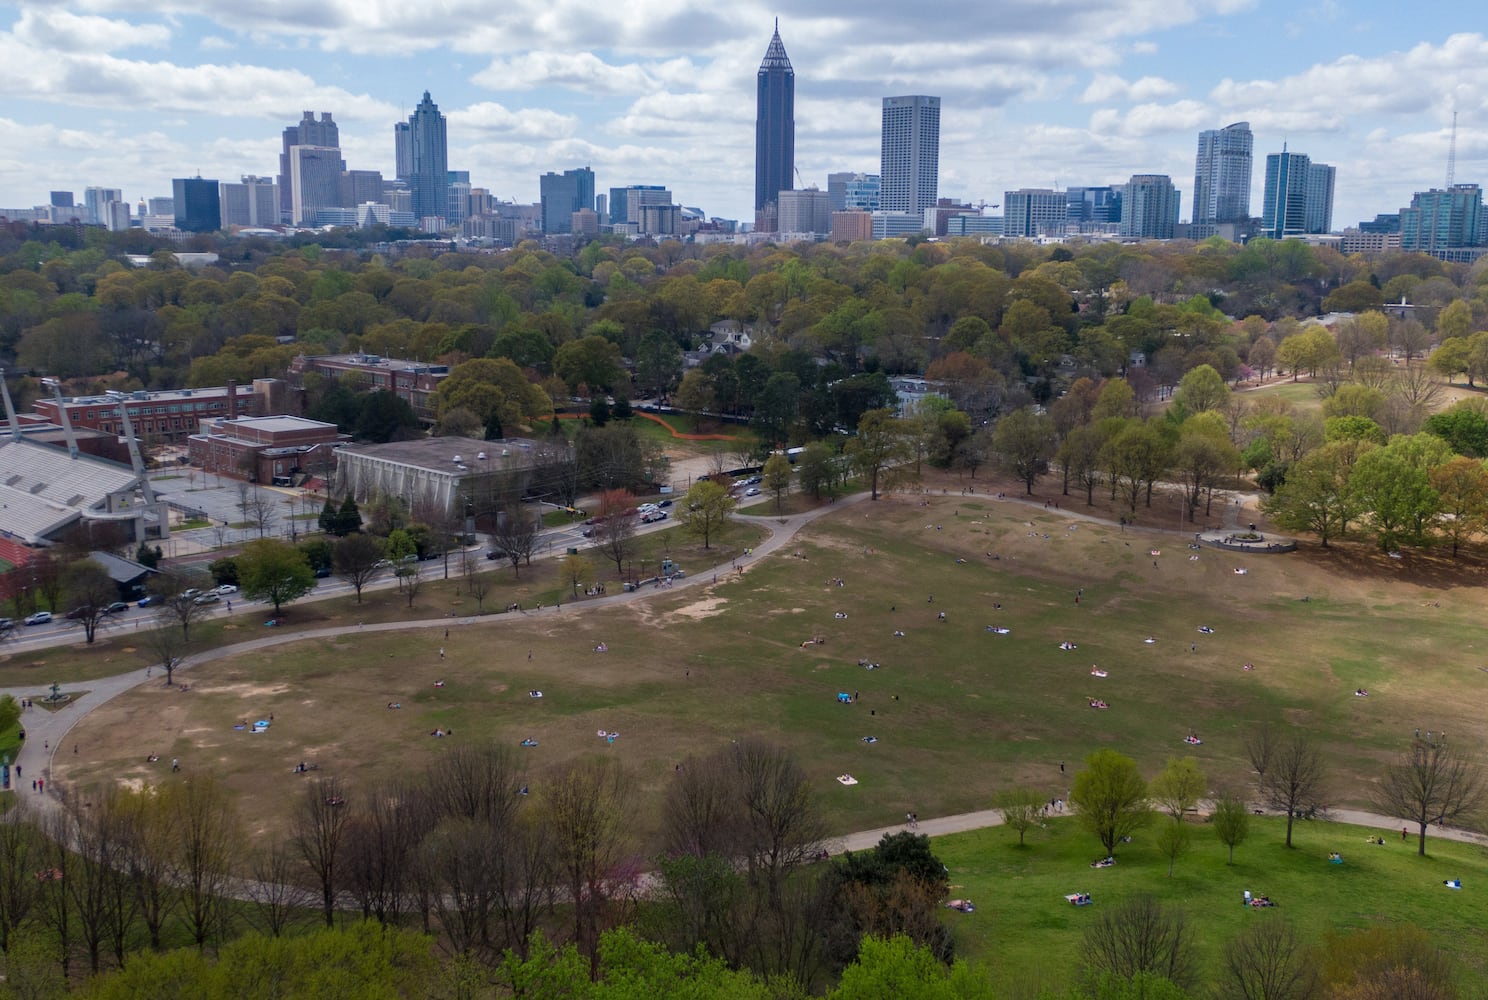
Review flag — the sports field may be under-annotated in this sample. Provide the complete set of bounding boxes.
[53,493,1488,849]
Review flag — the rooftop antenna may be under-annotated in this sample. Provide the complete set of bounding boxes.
[1446,110,1458,188]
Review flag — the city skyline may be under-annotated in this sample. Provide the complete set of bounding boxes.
[0,3,1483,230]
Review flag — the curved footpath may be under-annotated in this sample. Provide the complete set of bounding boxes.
[7,490,1483,855]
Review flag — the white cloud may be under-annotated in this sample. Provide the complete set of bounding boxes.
[12,7,170,51]
[199,35,234,51]
[447,102,580,141]
[1080,74,1182,104]
[471,51,698,96]
[1090,100,1211,137]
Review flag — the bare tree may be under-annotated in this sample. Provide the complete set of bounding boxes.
[343,782,426,925]
[594,490,638,575]
[139,619,189,687]
[118,786,177,950]
[1246,726,1328,848]
[397,561,423,608]
[539,757,635,969]
[290,776,352,927]
[0,798,41,952]
[728,740,828,910]
[37,806,75,979]
[1372,738,1484,857]
[169,775,238,950]
[995,788,1047,846]
[492,507,542,579]
[332,532,385,603]
[29,550,65,619]
[464,561,491,614]
[61,558,117,645]
[1080,895,1198,993]
[237,481,279,538]
[148,569,214,644]
[1220,917,1321,1000]
[56,788,132,973]
[246,843,312,938]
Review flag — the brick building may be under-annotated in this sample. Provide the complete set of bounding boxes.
[287,354,449,423]
[188,415,347,485]
[32,380,266,443]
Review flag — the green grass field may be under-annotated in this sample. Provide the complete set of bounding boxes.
[40,492,1488,983]
[934,814,1488,991]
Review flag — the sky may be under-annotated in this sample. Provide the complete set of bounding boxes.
[0,1,1484,231]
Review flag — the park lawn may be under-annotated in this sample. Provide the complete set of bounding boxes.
[47,494,1488,879]
[932,815,1488,992]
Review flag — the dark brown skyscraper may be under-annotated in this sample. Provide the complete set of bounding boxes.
[755,20,794,217]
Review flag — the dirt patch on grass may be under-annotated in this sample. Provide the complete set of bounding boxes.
[201,682,292,699]
[669,598,728,621]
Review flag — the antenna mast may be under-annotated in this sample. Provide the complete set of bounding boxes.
[1445,110,1458,188]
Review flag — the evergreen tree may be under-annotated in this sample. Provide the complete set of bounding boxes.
[336,496,363,535]
[318,498,338,535]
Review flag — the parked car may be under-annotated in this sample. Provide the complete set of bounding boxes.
[104,602,130,615]
[193,593,221,606]
[65,606,88,620]
[214,584,238,595]
[745,487,762,496]
[24,611,53,626]
[486,549,508,561]
[136,596,156,608]
[179,588,201,599]
[747,475,762,485]
[658,499,674,508]
[314,566,332,578]
[641,510,669,523]
[0,618,13,632]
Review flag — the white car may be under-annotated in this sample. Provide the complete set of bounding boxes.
[193,592,221,606]
[214,584,239,595]
[745,487,762,496]
[24,611,53,626]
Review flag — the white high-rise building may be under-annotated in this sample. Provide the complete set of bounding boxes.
[84,187,122,226]
[1120,175,1181,239]
[289,146,344,226]
[1193,122,1253,224]
[777,189,832,235]
[880,96,940,216]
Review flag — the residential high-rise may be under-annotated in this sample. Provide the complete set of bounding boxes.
[754,20,795,216]
[1192,122,1253,224]
[406,92,449,226]
[881,96,940,216]
[1305,163,1336,235]
[172,177,221,232]
[1399,184,1484,251]
[540,167,596,234]
[1003,188,1067,237]
[1120,175,1181,239]
[279,112,339,223]
[1261,146,1334,239]
[288,147,344,226]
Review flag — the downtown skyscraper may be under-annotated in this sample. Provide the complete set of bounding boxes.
[1192,122,1253,224]
[754,21,795,217]
[405,91,449,224]
[880,96,940,216]
[278,111,339,224]
[1261,145,1335,239]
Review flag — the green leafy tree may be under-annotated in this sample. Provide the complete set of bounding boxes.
[1155,817,1191,878]
[1430,456,1488,557]
[679,480,736,549]
[635,330,683,399]
[1210,791,1251,864]
[553,335,624,394]
[1150,757,1206,822]
[435,357,553,431]
[1423,404,1488,458]
[1261,441,1366,547]
[1349,446,1439,551]
[797,441,836,501]
[1173,364,1230,415]
[1070,749,1150,856]
[62,558,116,645]
[762,453,792,511]
[846,408,912,500]
[237,538,316,616]
[992,406,1057,494]
[828,934,997,1000]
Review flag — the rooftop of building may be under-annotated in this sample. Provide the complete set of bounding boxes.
[42,385,255,407]
[0,438,141,543]
[337,436,550,475]
[299,354,450,375]
[208,415,338,436]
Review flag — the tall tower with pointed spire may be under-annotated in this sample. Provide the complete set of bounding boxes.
[755,20,795,219]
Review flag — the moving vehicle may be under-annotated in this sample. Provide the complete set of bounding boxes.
[745,487,762,496]
[24,611,53,626]
[179,588,201,599]
[214,584,238,595]
[104,602,130,615]
[641,510,668,523]
[0,618,13,632]
[193,593,221,606]
[137,596,156,607]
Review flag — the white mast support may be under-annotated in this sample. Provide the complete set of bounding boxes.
[113,393,157,507]
[0,368,22,443]
[42,378,79,459]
